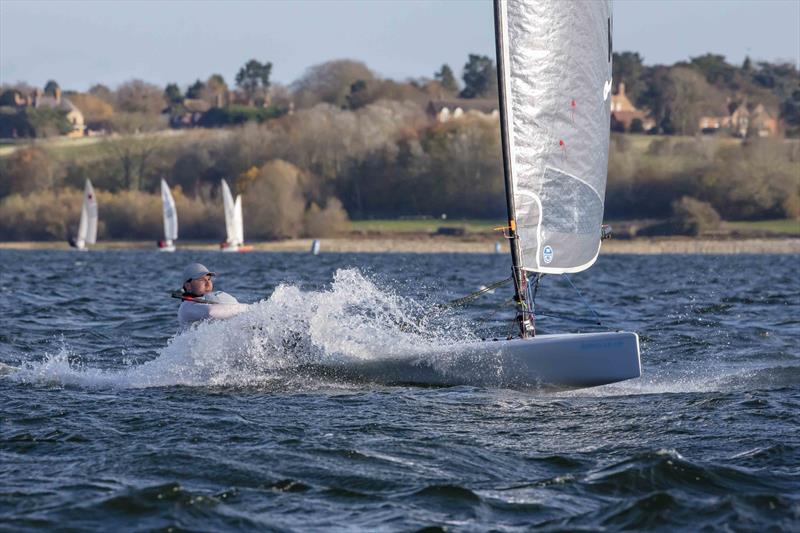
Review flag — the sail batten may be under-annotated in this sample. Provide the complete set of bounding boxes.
[498,0,612,274]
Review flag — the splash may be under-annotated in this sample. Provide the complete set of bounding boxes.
[12,269,474,389]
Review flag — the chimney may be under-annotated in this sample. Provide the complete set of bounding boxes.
[54,87,62,104]
[32,88,43,108]
[618,81,626,97]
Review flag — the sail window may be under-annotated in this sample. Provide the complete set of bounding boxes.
[539,166,603,235]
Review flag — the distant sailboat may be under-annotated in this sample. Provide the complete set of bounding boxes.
[158,179,178,252]
[69,179,98,251]
[220,179,252,252]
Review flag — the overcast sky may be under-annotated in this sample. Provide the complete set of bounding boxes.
[1,0,798,91]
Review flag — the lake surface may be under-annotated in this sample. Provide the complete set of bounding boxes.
[1,250,798,531]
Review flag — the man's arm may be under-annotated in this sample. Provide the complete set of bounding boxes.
[208,303,248,320]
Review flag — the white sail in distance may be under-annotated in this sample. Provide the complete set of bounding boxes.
[497,0,613,273]
[76,179,98,248]
[160,179,178,243]
[233,194,244,245]
[220,179,239,245]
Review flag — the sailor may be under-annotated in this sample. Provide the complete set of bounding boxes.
[177,263,248,329]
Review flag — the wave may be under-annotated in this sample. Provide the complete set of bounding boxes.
[566,361,800,397]
[9,268,799,394]
[11,269,473,390]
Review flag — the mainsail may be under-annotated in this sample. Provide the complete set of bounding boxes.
[76,179,98,248]
[220,179,239,245]
[496,0,612,273]
[160,179,178,242]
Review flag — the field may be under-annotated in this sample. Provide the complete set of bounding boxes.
[724,219,800,236]
[350,219,505,234]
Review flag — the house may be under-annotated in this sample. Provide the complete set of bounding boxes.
[166,98,211,128]
[11,88,86,137]
[699,101,779,137]
[745,103,779,137]
[610,82,654,131]
[427,99,498,122]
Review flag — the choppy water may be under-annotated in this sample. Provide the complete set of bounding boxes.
[1,250,798,531]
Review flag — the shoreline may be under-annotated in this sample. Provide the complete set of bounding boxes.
[0,236,798,254]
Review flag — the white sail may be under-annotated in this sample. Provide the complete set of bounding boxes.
[160,179,178,242]
[498,0,612,273]
[220,179,238,245]
[233,194,244,245]
[76,179,98,248]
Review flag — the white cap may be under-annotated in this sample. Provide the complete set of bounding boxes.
[181,263,216,283]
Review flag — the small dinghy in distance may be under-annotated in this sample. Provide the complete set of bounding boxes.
[328,0,640,390]
[158,179,178,252]
[69,179,98,251]
[219,179,252,252]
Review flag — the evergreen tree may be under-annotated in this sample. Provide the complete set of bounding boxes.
[435,64,458,93]
[460,54,496,98]
[43,80,60,96]
[164,83,183,104]
[235,59,272,100]
[186,79,205,99]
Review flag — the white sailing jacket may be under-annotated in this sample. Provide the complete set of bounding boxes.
[178,291,248,330]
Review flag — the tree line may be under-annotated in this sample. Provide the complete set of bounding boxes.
[1,99,797,240]
[0,52,798,240]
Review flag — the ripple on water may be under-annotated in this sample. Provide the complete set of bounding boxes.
[1,251,799,530]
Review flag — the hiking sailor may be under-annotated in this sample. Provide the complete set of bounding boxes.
[177,263,247,329]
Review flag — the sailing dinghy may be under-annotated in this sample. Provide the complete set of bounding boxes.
[69,179,98,251]
[158,179,178,252]
[220,179,252,252]
[325,0,640,390]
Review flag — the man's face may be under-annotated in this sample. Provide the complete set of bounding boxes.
[185,274,213,296]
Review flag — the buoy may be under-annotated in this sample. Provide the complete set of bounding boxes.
[311,239,320,255]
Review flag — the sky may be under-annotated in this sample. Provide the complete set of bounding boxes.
[1,0,798,92]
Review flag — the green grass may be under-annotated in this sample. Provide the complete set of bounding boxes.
[350,219,505,234]
[0,129,212,161]
[725,219,800,236]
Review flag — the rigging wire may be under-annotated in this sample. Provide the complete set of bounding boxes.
[561,273,602,326]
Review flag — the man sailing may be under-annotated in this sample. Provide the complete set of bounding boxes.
[177,263,248,329]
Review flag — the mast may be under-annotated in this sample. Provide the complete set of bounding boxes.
[493,0,535,338]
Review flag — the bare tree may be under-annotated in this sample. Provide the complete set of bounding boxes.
[114,79,166,115]
[106,113,167,190]
[241,159,306,239]
[292,60,375,108]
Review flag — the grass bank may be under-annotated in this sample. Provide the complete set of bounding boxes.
[1,236,798,254]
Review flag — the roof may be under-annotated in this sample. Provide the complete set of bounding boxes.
[34,95,80,113]
[182,98,211,113]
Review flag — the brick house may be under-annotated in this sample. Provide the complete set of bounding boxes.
[699,101,779,137]
[610,82,654,131]
[11,88,86,137]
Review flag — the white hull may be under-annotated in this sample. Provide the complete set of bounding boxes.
[158,245,176,252]
[322,331,641,390]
